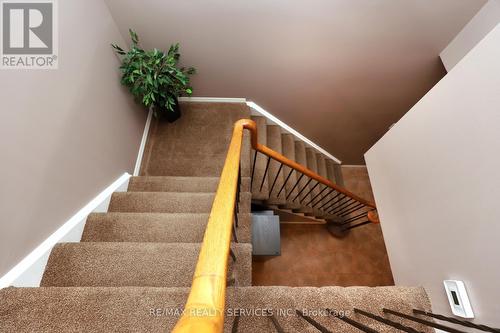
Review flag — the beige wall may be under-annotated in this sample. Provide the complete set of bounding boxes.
[104,0,485,164]
[0,0,146,277]
[365,24,500,326]
[441,0,500,71]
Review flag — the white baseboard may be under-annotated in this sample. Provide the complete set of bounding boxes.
[247,101,342,164]
[133,107,153,176]
[0,97,341,289]
[177,97,342,164]
[178,97,247,103]
[0,173,131,288]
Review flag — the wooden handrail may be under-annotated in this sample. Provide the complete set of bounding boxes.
[172,119,250,332]
[244,120,377,210]
[173,119,378,333]
[367,210,379,224]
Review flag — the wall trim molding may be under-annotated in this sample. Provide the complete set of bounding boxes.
[0,97,341,288]
[176,97,342,164]
[178,97,247,103]
[133,108,153,176]
[247,101,342,164]
[0,173,131,288]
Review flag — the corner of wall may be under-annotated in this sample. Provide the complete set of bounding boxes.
[440,0,500,71]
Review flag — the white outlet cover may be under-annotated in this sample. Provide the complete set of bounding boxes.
[443,280,474,318]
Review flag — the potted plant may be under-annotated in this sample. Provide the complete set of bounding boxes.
[112,29,196,122]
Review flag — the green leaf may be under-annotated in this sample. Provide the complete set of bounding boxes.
[112,31,196,109]
[111,44,126,55]
[129,29,139,45]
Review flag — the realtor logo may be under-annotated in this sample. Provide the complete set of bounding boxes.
[1,0,58,69]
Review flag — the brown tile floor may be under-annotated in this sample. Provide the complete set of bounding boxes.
[252,166,394,287]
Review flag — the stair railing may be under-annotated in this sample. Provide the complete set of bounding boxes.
[172,119,379,332]
[269,307,500,332]
[248,121,379,229]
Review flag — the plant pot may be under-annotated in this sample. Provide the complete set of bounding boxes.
[156,98,181,123]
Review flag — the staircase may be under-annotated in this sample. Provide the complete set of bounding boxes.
[249,115,378,235]
[250,115,344,223]
[0,102,433,332]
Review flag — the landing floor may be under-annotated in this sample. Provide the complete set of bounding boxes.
[252,166,394,287]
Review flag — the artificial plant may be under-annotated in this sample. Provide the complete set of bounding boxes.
[112,29,196,117]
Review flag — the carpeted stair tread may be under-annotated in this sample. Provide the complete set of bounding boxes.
[0,286,191,333]
[293,147,321,214]
[230,286,433,333]
[325,159,337,185]
[305,148,320,202]
[141,102,251,177]
[324,159,339,209]
[292,141,313,213]
[40,242,252,287]
[280,133,301,209]
[108,191,251,213]
[328,159,345,187]
[129,176,219,192]
[316,154,328,179]
[128,176,250,193]
[314,154,329,209]
[265,125,286,205]
[250,116,269,200]
[0,286,432,333]
[82,212,251,243]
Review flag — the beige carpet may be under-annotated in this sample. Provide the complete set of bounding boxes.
[40,242,252,287]
[0,286,432,332]
[0,102,432,332]
[140,102,251,177]
[82,212,252,243]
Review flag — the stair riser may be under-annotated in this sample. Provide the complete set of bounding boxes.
[281,134,299,203]
[266,125,286,205]
[250,116,269,200]
[108,192,251,214]
[41,243,252,288]
[128,177,250,193]
[82,213,252,243]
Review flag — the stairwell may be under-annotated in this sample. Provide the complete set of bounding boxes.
[0,102,433,332]
[250,115,345,223]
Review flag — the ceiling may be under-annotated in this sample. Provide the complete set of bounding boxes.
[104,0,486,164]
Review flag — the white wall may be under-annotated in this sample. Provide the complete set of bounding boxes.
[440,0,500,71]
[0,0,146,278]
[365,24,500,326]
